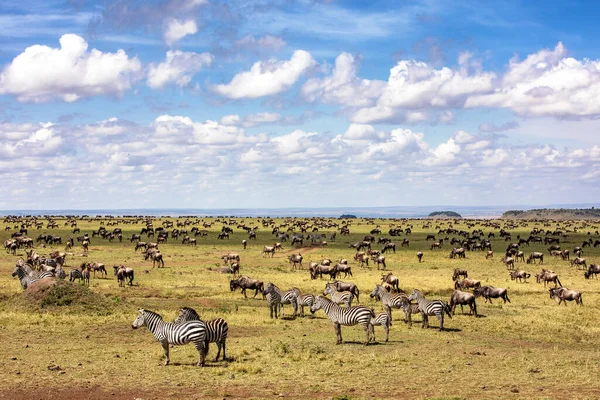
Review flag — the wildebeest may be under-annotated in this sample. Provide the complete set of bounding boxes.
[449,290,477,316]
[535,269,562,287]
[571,257,587,270]
[584,264,600,279]
[310,264,338,280]
[262,246,276,257]
[331,281,360,303]
[381,242,396,254]
[416,251,423,262]
[354,252,369,267]
[527,252,544,264]
[230,276,264,298]
[381,272,400,292]
[334,263,353,278]
[288,253,303,269]
[509,269,531,283]
[502,256,515,269]
[454,278,480,291]
[113,265,134,287]
[372,255,386,270]
[485,250,493,259]
[82,262,107,278]
[549,287,582,306]
[452,268,468,281]
[474,286,510,304]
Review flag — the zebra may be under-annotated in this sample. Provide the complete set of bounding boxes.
[407,289,452,331]
[12,264,38,290]
[297,293,316,317]
[310,296,374,345]
[369,284,408,321]
[323,283,354,307]
[174,307,229,362]
[263,282,299,318]
[69,268,83,283]
[131,308,207,366]
[370,310,391,342]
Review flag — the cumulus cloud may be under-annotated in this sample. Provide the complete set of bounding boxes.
[164,18,198,45]
[211,50,316,99]
[0,34,142,103]
[220,112,283,128]
[301,53,386,107]
[234,34,286,53]
[479,121,519,133]
[147,50,213,88]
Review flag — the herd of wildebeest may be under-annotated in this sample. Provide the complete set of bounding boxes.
[2,214,599,366]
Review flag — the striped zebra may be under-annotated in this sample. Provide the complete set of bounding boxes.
[297,293,316,317]
[370,310,391,342]
[69,268,83,283]
[12,264,38,290]
[407,289,452,331]
[323,283,354,307]
[369,284,408,320]
[310,296,374,345]
[264,283,299,318]
[131,309,207,366]
[174,307,229,362]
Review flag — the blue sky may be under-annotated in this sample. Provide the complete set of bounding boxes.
[0,0,599,210]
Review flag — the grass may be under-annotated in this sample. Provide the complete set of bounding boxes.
[0,216,599,399]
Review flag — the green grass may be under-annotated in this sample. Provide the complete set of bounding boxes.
[1,217,599,399]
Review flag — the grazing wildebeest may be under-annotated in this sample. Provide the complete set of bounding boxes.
[114,265,134,287]
[430,242,442,250]
[334,263,353,278]
[230,276,264,298]
[381,272,400,292]
[549,287,582,306]
[217,232,229,240]
[474,286,510,304]
[262,246,276,257]
[83,262,107,278]
[310,264,338,280]
[354,252,369,267]
[454,278,480,291]
[449,290,477,316]
[561,249,570,260]
[527,252,544,264]
[416,251,423,262]
[452,268,468,281]
[485,250,494,259]
[381,242,396,254]
[584,264,600,279]
[502,256,515,270]
[571,257,587,270]
[401,238,409,247]
[509,269,531,283]
[242,239,247,249]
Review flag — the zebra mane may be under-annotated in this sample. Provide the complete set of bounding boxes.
[141,309,164,320]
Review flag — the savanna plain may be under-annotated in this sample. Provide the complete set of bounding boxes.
[0,216,599,400]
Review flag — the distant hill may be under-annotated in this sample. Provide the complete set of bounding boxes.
[428,211,462,218]
[502,208,600,220]
[339,214,357,219]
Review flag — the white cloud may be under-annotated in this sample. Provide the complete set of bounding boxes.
[147,50,213,88]
[211,50,316,99]
[301,53,386,107]
[220,112,283,128]
[0,34,142,103]
[164,18,198,46]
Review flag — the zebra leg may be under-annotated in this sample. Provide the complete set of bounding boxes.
[194,340,206,366]
[161,340,170,366]
[438,312,444,331]
[421,313,428,329]
[221,339,227,361]
[334,323,342,344]
[363,323,371,346]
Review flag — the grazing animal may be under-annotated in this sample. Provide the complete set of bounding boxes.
[310,264,338,280]
[485,250,493,259]
[408,289,452,331]
[334,263,353,278]
[381,242,396,254]
[571,257,587,270]
[449,290,477,316]
[474,286,511,304]
[310,296,374,346]
[535,269,562,288]
[264,283,299,318]
[584,264,600,279]
[323,283,354,307]
[452,268,468,281]
[262,246,276,257]
[297,293,316,317]
[399,297,421,326]
[527,252,544,264]
[370,284,408,321]
[549,287,582,306]
[502,256,515,270]
[229,276,264,298]
[174,307,229,362]
[114,265,134,287]
[372,255,386,270]
[84,262,107,278]
[131,309,207,366]
[416,251,423,262]
[381,272,400,292]
[509,270,531,283]
[370,311,391,342]
[288,253,303,269]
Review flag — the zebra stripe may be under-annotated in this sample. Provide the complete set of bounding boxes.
[297,293,315,317]
[369,284,408,320]
[12,264,38,290]
[132,309,207,366]
[310,296,374,345]
[323,283,354,307]
[407,289,452,331]
[174,307,229,362]
[69,269,82,282]
[264,283,299,318]
[370,311,391,342]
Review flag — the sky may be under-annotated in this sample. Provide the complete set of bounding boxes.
[0,0,599,210]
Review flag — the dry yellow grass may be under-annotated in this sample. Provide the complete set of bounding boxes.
[0,216,599,399]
